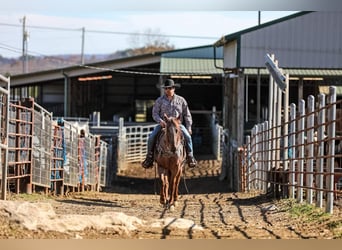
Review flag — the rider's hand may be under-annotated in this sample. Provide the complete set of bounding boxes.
[160,120,166,128]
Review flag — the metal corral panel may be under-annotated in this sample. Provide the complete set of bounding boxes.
[60,121,79,187]
[32,107,52,188]
[238,12,342,68]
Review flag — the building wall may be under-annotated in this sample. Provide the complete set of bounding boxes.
[239,11,342,68]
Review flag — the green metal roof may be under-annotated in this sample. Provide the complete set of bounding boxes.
[160,58,223,74]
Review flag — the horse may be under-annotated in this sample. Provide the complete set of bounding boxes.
[154,114,187,210]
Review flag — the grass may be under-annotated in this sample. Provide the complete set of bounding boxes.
[7,192,54,202]
[278,198,342,239]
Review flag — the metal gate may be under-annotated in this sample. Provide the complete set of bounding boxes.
[116,108,223,173]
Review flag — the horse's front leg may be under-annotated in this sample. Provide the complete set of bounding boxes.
[169,170,180,209]
[159,173,169,206]
[173,167,182,204]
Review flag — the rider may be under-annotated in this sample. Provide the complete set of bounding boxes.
[142,79,197,169]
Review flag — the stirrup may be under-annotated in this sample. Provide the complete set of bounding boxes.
[142,155,154,169]
[187,156,197,168]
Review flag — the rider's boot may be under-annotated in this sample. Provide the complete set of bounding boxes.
[142,151,154,169]
[187,153,197,168]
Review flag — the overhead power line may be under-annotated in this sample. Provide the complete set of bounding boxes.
[0,22,218,40]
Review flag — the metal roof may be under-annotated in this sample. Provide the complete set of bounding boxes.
[244,68,342,76]
[160,58,223,74]
[215,11,342,69]
[160,45,224,74]
[162,45,223,59]
[214,12,312,47]
[10,53,161,86]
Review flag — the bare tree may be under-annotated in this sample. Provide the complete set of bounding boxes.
[128,28,174,55]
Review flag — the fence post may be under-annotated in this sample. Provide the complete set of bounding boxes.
[289,103,296,199]
[117,117,127,173]
[297,99,305,203]
[260,123,267,193]
[264,121,269,193]
[306,95,315,204]
[326,86,336,214]
[316,93,326,208]
[251,125,257,189]
[246,135,251,192]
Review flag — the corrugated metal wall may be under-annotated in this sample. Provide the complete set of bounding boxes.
[239,12,342,68]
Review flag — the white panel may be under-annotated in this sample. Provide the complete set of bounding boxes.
[223,41,238,69]
[240,12,342,68]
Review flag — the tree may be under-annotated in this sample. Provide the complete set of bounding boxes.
[128,28,175,55]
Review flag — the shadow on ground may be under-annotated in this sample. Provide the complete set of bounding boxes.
[105,175,230,195]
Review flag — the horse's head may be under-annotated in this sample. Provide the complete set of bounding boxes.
[163,114,182,153]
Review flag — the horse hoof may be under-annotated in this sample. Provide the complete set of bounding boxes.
[169,205,175,211]
[174,201,178,207]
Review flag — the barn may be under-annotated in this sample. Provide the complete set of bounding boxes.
[214,11,342,190]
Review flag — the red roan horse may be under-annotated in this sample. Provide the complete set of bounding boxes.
[155,114,187,210]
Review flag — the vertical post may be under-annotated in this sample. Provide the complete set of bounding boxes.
[22,16,27,74]
[306,95,315,204]
[251,126,257,189]
[260,123,267,193]
[276,63,282,170]
[117,117,127,172]
[245,75,249,122]
[257,70,261,123]
[81,27,85,65]
[326,86,336,214]
[272,58,278,170]
[0,75,10,200]
[297,99,305,203]
[255,125,260,190]
[268,54,274,172]
[246,135,251,192]
[282,74,289,198]
[289,103,296,199]
[264,121,269,193]
[316,93,325,208]
[283,74,289,170]
[256,11,261,123]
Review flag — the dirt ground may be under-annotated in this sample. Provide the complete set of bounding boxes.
[0,158,341,239]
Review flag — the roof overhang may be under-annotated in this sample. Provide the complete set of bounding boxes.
[244,68,342,77]
[10,54,161,86]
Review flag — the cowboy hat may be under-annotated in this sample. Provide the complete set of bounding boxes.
[158,79,181,89]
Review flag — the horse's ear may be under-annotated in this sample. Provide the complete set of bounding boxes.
[163,113,169,120]
[175,110,180,119]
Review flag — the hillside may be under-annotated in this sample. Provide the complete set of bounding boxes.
[0,51,130,76]
[0,44,174,76]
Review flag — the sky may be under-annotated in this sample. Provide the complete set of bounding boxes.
[0,0,311,58]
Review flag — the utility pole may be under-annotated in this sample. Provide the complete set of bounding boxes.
[257,11,261,123]
[21,16,29,74]
[81,27,85,64]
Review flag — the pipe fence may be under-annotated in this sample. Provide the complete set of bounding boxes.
[241,86,341,214]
